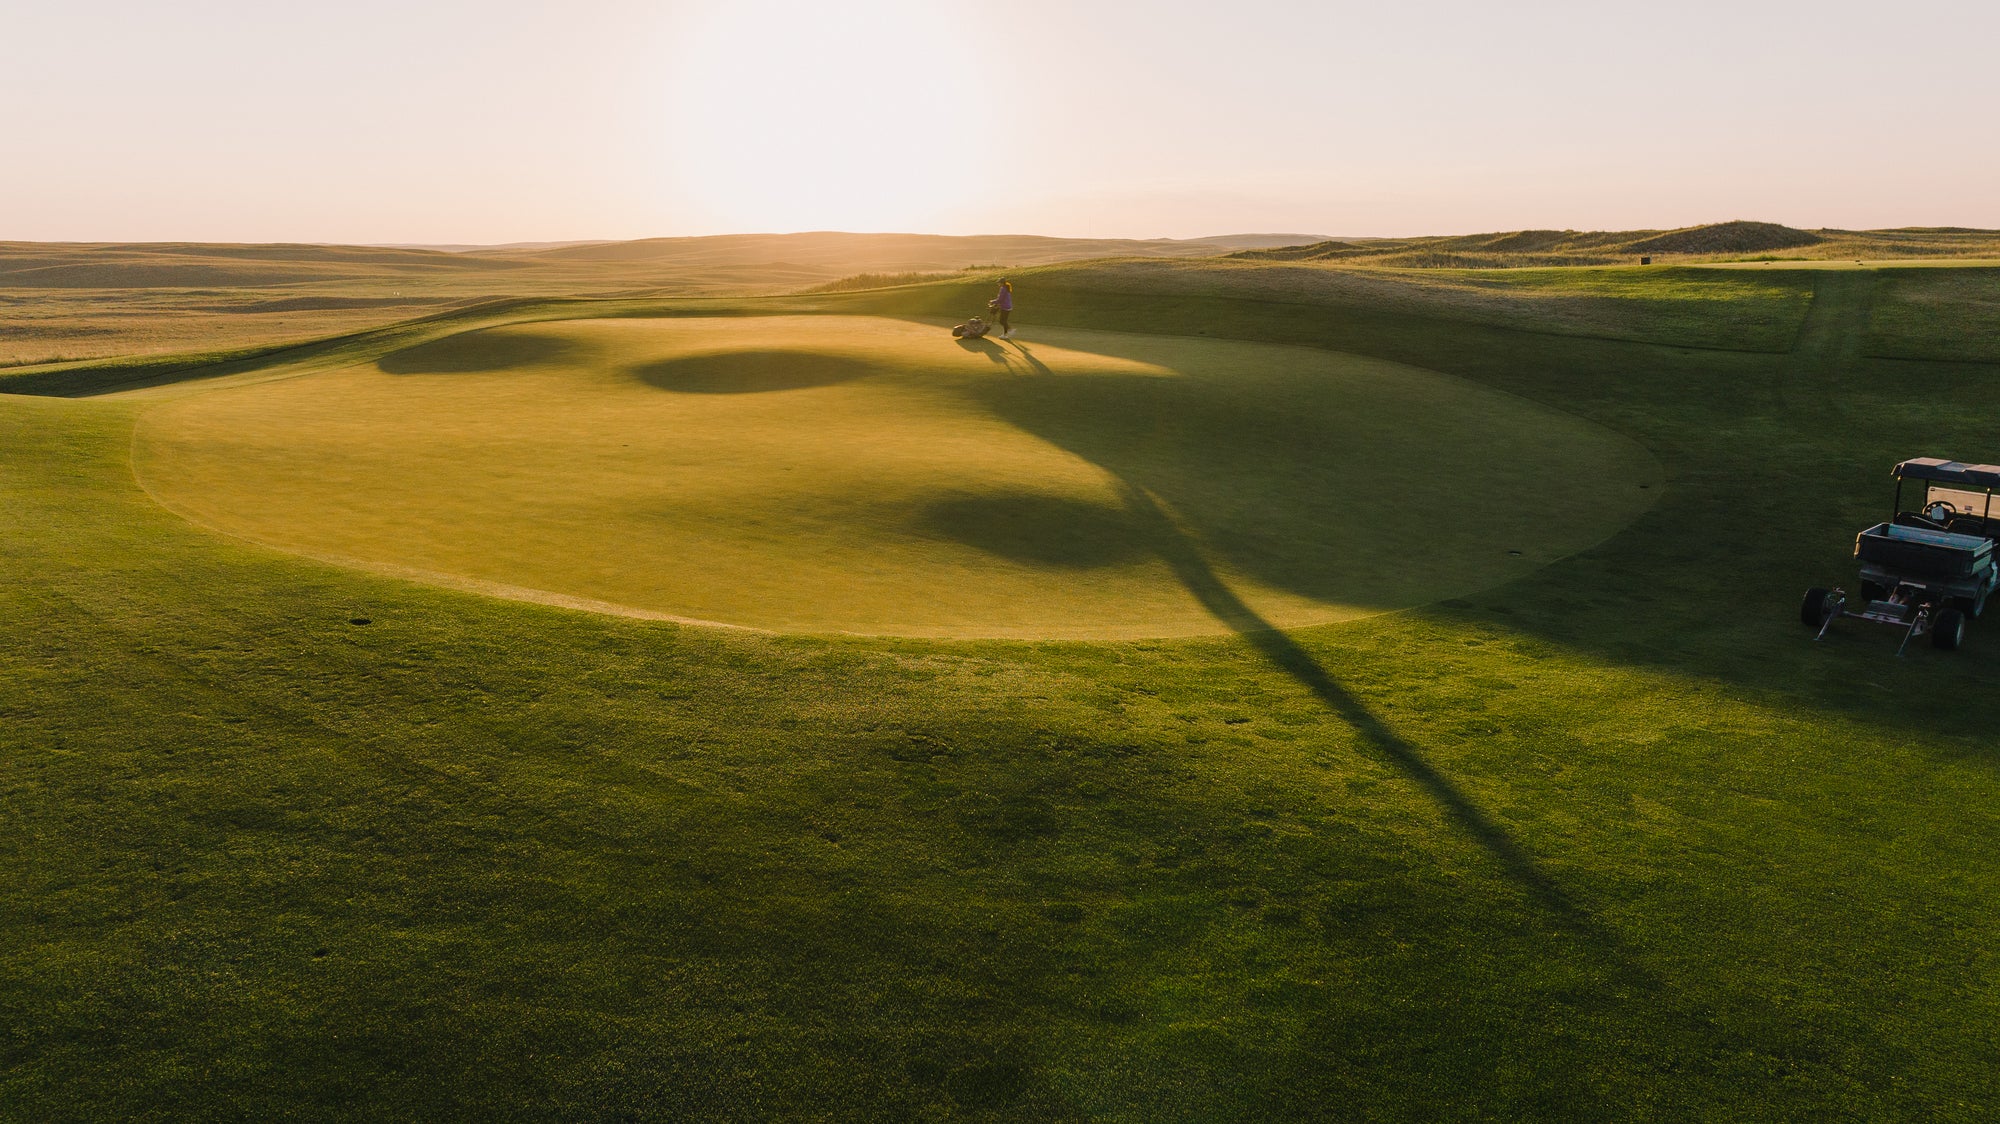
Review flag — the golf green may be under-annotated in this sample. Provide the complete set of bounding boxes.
[133,315,1659,638]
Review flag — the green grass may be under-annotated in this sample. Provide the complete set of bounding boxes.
[131,314,1654,638]
[6,263,2000,1119]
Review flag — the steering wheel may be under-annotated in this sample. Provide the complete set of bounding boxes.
[1924,499,1959,523]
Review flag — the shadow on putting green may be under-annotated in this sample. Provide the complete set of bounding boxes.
[930,339,1646,962]
[964,357,1448,610]
[378,328,589,374]
[912,492,1153,569]
[632,349,879,394]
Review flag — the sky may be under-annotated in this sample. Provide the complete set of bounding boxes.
[5,0,1997,243]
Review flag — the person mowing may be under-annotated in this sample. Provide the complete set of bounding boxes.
[988,278,1015,339]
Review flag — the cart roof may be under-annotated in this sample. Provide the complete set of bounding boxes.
[1893,458,2000,488]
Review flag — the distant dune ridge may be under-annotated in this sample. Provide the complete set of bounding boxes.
[0,233,1324,366]
[5,224,1996,295]
[1624,221,1825,254]
[1230,221,1999,267]
[3,223,1997,368]
[0,233,1322,293]
[470,232,1322,270]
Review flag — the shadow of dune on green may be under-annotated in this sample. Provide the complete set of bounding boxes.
[909,491,1152,570]
[377,326,594,374]
[631,348,879,394]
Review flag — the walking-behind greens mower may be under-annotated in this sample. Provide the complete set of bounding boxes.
[1804,458,2000,653]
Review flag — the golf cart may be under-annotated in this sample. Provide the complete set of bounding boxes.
[1802,457,2000,653]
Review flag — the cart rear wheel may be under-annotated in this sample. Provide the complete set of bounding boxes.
[1933,607,1967,651]
[1954,594,1985,620]
[1801,587,1836,629]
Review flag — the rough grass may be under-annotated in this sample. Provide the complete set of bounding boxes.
[831,259,1817,352]
[1864,267,2000,363]
[0,236,1315,367]
[5,264,2000,1119]
[0,288,464,368]
[802,270,968,293]
[131,315,1655,639]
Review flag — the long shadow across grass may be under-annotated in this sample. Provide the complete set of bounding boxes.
[1111,479,1593,921]
[957,331,1656,623]
[962,340,1636,957]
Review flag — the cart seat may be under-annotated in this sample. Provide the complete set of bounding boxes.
[1945,513,2000,543]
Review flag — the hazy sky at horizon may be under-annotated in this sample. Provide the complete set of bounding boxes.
[6,0,1997,243]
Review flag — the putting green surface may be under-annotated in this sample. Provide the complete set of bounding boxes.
[133,315,1658,638]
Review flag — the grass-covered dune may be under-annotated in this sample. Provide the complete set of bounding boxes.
[1232,221,2000,269]
[6,259,2000,1119]
[0,233,1314,369]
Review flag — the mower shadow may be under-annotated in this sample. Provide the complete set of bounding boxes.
[955,336,1010,364]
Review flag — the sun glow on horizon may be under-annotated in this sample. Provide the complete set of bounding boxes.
[4,1,1998,241]
[663,0,997,232]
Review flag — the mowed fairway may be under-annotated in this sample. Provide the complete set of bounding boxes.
[133,315,1657,638]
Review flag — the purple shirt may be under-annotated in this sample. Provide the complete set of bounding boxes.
[993,285,1013,311]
